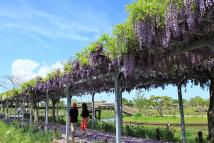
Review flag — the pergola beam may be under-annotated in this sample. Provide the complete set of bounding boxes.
[168,38,214,56]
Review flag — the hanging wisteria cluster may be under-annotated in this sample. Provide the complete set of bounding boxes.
[5,0,214,103]
[135,0,214,48]
[123,54,135,77]
[22,46,214,102]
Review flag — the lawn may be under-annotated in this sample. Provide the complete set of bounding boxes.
[100,110,114,119]
[123,115,208,142]
[124,115,207,124]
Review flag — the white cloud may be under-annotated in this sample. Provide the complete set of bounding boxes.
[12,59,63,82]
[12,59,39,81]
[52,62,64,71]
[38,66,50,77]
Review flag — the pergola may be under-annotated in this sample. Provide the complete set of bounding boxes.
[2,44,212,143]
[1,0,214,143]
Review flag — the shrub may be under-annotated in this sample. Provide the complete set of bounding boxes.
[133,113,142,117]
[0,121,53,143]
[52,128,62,140]
[88,121,177,141]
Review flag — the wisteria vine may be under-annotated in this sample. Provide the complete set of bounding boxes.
[5,0,214,103]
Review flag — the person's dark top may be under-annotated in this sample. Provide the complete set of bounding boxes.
[69,107,78,123]
[81,109,89,118]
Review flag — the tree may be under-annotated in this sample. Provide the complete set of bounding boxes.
[149,95,173,116]
[122,98,128,105]
[59,100,65,107]
[133,90,145,113]
[127,100,134,107]
[172,99,178,104]
[190,96,206,107]
[1,75,23,120]
[122,98,134,107]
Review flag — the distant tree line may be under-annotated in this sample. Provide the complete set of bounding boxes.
[122,90,208,116]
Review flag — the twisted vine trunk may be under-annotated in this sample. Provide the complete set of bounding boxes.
[56,101,59,120]
[20,102,25,126]
[51,99,58,122]
[208,78,214,140]
[6,100,8,118]
[15,100,19,118]
[33,101,38,124]
[3,102,5,114]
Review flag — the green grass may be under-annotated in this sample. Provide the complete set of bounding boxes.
[124,115,207,124]
[100,110,114,119]
[0,121,53,143]
[123,115,208,142]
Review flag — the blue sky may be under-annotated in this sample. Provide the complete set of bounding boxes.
[0,0,209,102]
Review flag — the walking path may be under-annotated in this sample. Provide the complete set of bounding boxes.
[48,123,172,143]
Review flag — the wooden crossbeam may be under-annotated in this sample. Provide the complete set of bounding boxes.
[168,38,214,55]
[201,18,214,23]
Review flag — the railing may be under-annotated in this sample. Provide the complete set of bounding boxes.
[122,105,138,115]
[87,103,137,115]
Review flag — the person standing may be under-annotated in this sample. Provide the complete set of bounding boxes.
[69,102,78,143]
[81,103,89,135]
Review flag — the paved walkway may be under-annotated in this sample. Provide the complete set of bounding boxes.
[48,124,171,143]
